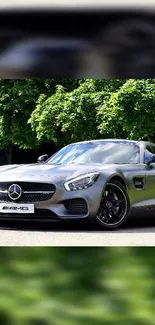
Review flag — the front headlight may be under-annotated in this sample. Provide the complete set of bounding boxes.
[64,172,100,191]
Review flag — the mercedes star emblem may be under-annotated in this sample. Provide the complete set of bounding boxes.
[8,184,23,201]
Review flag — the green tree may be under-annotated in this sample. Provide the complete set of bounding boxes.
[98,79,155,141]
[2,78,155,164]
[30,79,126,147]
[0,79,79,163]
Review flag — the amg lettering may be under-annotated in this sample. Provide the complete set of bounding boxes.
[2,207,29,211]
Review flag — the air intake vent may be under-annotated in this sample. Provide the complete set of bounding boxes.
[133,177,144,189]
[64,199,88,215]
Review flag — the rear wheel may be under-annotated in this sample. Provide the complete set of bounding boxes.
[96,180,130,229]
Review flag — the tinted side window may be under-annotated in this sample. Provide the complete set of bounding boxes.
[151,145,155,154]
[144,146,153,164]
[146,146,153,153]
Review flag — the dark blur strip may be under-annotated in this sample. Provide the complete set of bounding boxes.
[0,9,155,77]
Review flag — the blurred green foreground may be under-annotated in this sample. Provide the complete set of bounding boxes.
[0,247,154,325]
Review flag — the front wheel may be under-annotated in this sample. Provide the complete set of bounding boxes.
[96,180,130,229]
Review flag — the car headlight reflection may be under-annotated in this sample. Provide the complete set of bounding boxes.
[64,173,100,191]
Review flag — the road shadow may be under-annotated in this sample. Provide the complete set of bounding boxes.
[0,209,155,233]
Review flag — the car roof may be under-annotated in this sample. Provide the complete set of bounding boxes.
[69,139,139,145]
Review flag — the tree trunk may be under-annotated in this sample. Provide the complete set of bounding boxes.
[6,147,13,164]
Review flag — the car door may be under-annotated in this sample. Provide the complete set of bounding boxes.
[120,144,147,207]
[144,144,155,206]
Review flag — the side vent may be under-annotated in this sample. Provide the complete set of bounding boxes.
[133,177,144,190]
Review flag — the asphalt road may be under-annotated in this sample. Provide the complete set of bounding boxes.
[0,210,155,246]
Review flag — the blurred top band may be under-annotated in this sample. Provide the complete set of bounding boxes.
[0,0,155,10]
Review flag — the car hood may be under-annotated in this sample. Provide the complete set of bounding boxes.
[0,163,107,183]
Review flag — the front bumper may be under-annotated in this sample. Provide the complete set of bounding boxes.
[0,177,105,221]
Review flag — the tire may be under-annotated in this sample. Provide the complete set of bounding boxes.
[96,180,130,230]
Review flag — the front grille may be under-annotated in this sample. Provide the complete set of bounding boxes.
[64,199,88,215]
[0,182,55,192]
[0,182,56,203]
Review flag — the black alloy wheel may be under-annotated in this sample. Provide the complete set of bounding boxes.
[96,180,130,229]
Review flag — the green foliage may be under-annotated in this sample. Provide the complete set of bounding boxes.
[98,79,155,141]
[0,79,80,162]
[30,79,126,147]
[0,79,80,150]
[1,78,155,163]
[0,247,154,325]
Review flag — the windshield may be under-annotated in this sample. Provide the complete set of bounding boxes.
[47,141,140,165]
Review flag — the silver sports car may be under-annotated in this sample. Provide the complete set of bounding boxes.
[0,139,155,229]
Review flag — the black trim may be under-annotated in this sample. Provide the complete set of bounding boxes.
[133,177,144,189]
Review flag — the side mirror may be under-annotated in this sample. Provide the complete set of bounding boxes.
[146,154,155,165]
[37,154,49,163]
